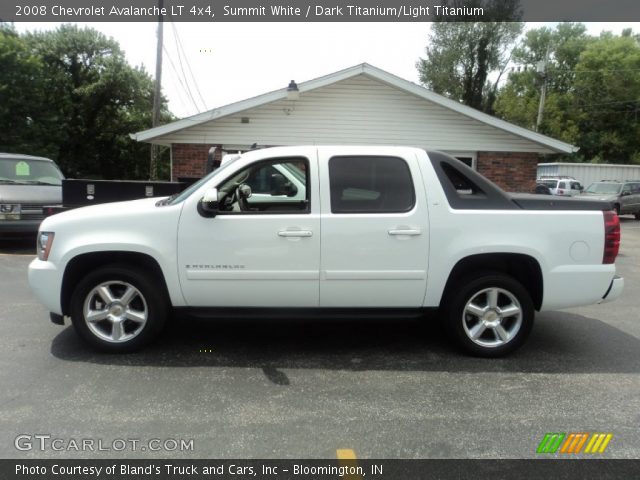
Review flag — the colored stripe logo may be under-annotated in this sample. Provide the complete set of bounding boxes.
[537,433,613,454]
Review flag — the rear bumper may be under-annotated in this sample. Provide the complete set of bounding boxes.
[599,275,624,304]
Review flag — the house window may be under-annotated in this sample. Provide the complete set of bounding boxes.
[445,151,477,170]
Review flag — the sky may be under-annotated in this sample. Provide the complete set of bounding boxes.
[14,21,640,119]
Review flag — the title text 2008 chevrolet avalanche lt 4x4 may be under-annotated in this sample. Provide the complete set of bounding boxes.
[28,147,623,357]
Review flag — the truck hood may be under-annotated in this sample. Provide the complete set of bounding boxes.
[40,197,164,231]
[0,184,61,204]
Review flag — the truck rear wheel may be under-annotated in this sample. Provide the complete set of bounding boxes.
[70,264,168,352]
[445,272,534,357]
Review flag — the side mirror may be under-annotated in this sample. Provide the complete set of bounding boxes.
[198,187,219,217]
[622,190,631,196]
[237,184,252,199]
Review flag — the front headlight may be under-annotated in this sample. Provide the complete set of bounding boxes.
[37,231,55,261]
[0,204,21,220]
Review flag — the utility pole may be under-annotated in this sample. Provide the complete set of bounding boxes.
[535,49,549,133]
[150,0,164,180]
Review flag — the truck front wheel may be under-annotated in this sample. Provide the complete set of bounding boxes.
[70,264,168,352]
[445,273,534,357]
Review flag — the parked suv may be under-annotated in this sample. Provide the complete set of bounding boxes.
[0,153,64,235]
[581,181,640,218]
[536,177,583,196]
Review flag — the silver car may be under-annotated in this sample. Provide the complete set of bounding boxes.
[0,153,64,235]
[581,181,640,219]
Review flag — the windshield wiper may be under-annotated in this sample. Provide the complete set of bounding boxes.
[157,193,179,206]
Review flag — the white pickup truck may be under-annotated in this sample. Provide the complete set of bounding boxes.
[28,146,623,357]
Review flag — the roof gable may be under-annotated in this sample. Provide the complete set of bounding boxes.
[132,63,577,154]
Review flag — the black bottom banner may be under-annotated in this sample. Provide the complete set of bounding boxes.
[3,459,640,479]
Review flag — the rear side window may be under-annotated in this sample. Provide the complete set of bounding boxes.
[329,156,415,214]
[441,163,484,196]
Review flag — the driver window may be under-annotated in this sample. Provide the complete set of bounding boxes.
[216,157,309,214]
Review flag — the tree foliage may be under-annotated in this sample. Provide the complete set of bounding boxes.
[416,0,523,113]
[573,34,640,162]
[494,24,640,163]
[493,23,592,144]
[0,24,171,179]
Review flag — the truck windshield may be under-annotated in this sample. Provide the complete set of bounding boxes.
[0,158,64,185]
[168,154,242,205]
[585,183,622,194]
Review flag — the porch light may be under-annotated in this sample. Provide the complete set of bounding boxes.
[286,80,299,101]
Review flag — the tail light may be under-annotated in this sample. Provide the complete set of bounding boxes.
[603,210,620,264]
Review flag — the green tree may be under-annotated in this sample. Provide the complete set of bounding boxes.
[494,25,640,163]
[573,33,640,163]
[493,23,592,144]
[0,24,171,179]
[416,0,523,113]
[0,25,50,156]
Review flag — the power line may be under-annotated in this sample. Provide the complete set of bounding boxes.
[169,24,200,113]
[170,22,203,114]
[162,45,200,113]
[556,68,640,73]
[171,22,208,112]
[510,64,640,74]
[164,57,193,115]
[577,99,640,107]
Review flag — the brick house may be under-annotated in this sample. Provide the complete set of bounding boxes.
[132,63,577,192]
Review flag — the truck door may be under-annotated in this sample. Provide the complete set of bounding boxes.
[177,150,320,307]
[318,149,429,307]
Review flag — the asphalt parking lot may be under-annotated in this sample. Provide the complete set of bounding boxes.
[0,218,639,460]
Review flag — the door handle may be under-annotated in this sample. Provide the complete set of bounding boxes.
[388,229,421,236]
[278,230,313,237]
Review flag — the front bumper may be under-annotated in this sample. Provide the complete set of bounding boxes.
[599,275,624,304]
[28,258,63,314]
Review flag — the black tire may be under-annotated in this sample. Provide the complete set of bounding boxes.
[70,264,168,353]
[614,204,621,216]
[634,212,640,220]
[444,272,534,357]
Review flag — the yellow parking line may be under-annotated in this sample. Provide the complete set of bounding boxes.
[336,449,362,480]
[336,449,357,460]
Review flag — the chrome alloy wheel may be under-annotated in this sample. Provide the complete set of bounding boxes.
[83,281,148,343]
[462,287,523,348]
